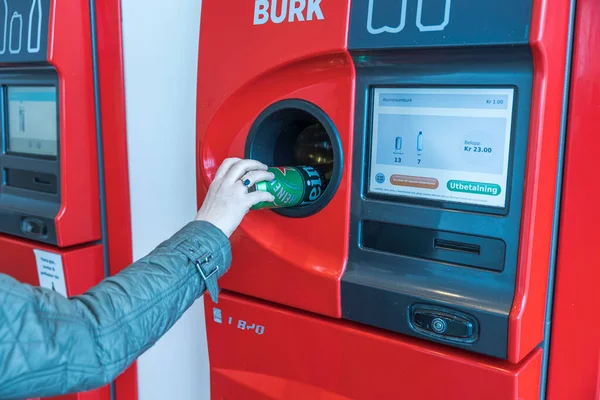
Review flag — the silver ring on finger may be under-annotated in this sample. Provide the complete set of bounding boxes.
[240,172,255,188]
[238,178,250,193]
[240,177,251,187]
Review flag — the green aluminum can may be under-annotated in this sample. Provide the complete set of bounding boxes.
[249,166,327,210]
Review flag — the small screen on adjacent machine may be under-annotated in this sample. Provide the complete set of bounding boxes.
[368,87,515,209]
[7,86,58,157]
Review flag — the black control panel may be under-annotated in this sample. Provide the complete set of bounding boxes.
[0,68,60,244]
[341,0,534,360]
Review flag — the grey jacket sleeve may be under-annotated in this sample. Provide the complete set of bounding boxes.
[0,220,231,400]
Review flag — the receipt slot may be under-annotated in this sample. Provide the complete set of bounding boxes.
[0,1,136,400]
[199,0,573,398]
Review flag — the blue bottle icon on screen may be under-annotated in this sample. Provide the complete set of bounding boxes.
[417,131,423,152]
[395,136,402,151]
[18,103,25,132]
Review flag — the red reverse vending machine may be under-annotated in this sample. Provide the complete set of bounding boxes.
[0,1,137,400]
[197,0,598,398]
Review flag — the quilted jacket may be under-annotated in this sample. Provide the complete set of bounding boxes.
[0,220,231,399]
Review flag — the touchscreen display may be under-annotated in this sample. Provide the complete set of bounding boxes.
[368,87,515,208]
[7,86,58,157]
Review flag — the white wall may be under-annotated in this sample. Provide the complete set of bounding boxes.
[121,1,209,399]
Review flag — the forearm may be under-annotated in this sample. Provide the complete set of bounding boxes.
[0,221,231,399]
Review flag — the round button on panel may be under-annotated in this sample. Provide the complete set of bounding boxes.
[431,318,447,333]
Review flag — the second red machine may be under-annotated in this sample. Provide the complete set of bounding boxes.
[196,0,578,398]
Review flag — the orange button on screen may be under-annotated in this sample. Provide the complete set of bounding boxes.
[390,175,439,189]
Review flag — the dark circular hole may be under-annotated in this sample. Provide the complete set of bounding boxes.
[245,99,343,218]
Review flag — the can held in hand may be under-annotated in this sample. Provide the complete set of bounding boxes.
[249,166,327,210]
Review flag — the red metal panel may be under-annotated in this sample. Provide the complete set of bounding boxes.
[0,234,109,400]
[94,0,134,276]
[546,0,600,398]
[196,1,354,318]
[93,1,138,399]
[0,235,104,293]
[48,0,101,248]
[508,0,571,362]
[205,292,542,400]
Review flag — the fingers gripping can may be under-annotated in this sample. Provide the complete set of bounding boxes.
[249,166,327,210]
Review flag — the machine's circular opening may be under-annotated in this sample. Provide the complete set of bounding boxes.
[245,99,343,218]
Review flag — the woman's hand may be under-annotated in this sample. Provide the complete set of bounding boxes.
[195,158,275,237]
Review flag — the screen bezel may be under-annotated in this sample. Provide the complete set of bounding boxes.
[364,84,519,216]
[2,83,60,161]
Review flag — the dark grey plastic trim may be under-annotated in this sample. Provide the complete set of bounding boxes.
[341,47,534,359]
[0,68,61,245]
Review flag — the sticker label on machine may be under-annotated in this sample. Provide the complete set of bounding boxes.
[33,249,67,297]
[368,87,515,208]
[213,307,265,335]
